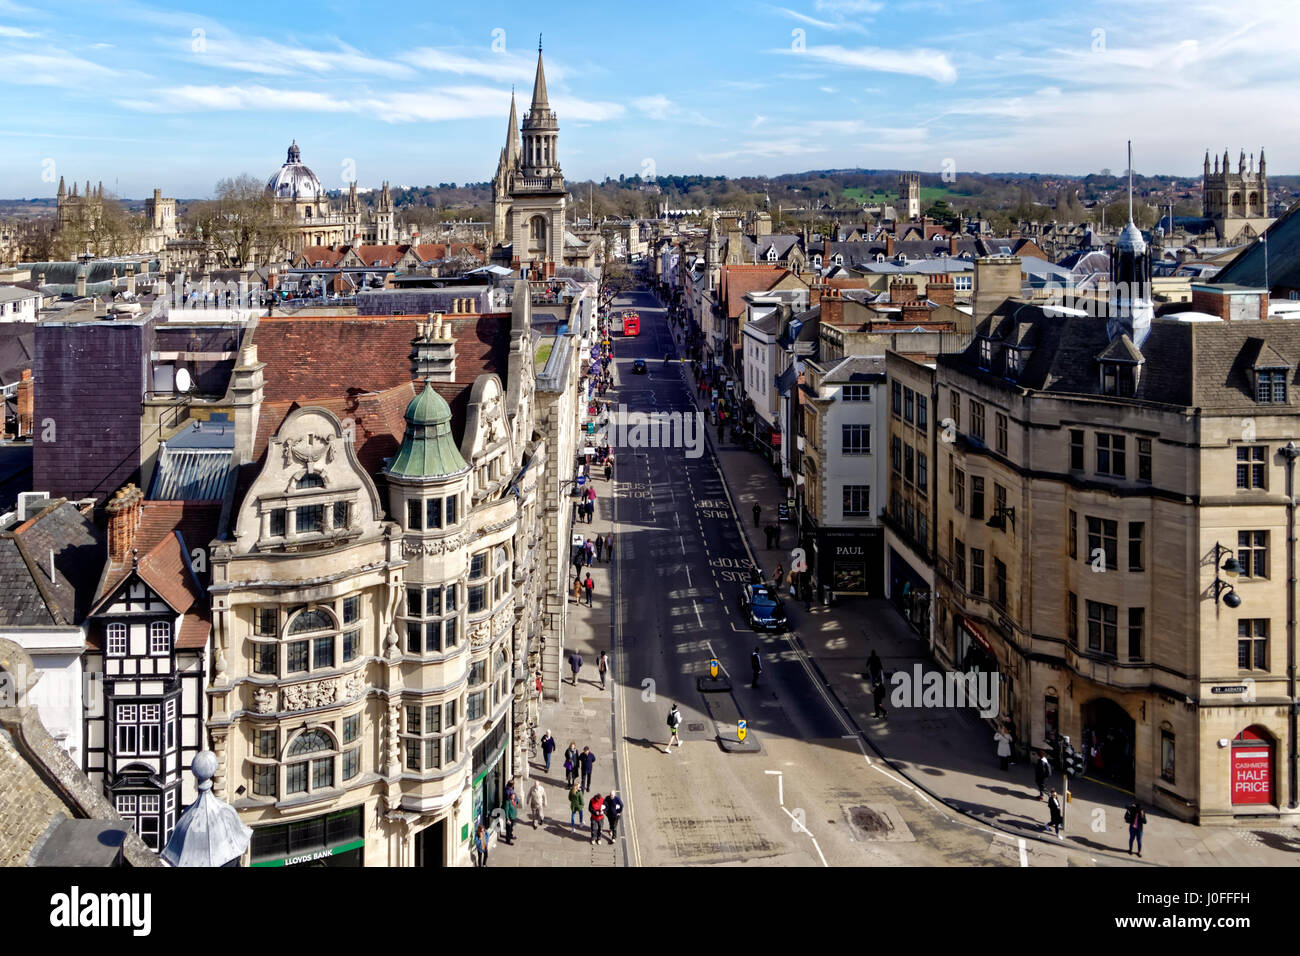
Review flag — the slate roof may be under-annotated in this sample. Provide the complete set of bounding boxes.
[943,299,1300,411]
[1213,199,1300,290]
[825,355,887,383]
[0,500,102,627]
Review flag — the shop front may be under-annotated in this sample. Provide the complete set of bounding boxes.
[955,616,1012,722]
[250,805,365,867]
[1231,727,1275,808]
[471,719,510,831]
[888,545,932,639]
[812,527,883,597]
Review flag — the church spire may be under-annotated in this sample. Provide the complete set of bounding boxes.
[506,87,520,166]
[530,41,549,111]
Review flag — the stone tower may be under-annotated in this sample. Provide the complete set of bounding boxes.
[1202,147,1272,243]
[503,38,566,271]
[899,172,921,220]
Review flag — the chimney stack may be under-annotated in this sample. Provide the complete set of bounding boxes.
[75,269,87,298]
[105,484,144,564]
[126,263,136,296]
[926,280,955,307]
[949,235,960,256]
[890,280,919,304]
[821,287,844,326]
[885,234,895,257]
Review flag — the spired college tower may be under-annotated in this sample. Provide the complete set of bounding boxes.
[1202,148,1273,244]
[491,38,566,273]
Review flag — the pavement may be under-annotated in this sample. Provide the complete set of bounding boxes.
[687,357,1300,868]
[491,338,624,869]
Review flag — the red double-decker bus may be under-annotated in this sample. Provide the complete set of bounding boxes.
[622,313,640,336]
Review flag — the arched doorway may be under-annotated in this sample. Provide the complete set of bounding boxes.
[1231,726,1276,807]
[1081,697,1135,790]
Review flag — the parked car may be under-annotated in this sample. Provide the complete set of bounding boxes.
[632,358,647,374]
[739,583,788,631]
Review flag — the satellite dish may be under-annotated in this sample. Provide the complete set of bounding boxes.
[175,368,193,393]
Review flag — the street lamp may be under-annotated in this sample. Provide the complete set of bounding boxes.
[1212,541,1242,607]
[986,505,1016,531]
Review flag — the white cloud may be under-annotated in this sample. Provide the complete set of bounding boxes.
[813,0,884,13]
[776,4,870,35]
[197,36,416,80]
[752,114,767,127]
[0,24,37,37]
[401,47,563,85]
[0,50,124,87]
[820,86,837,93]
[781,44,957,83]
[634,94,673,120]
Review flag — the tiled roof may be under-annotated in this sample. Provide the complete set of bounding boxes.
[719,265,794,319]
[252,313,511,403]
[3,500,103,626]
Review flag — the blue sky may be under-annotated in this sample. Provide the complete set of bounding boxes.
[0,0,1294,198]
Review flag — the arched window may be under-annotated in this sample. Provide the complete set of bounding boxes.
[107,622,127,656]
[287,729,333,757]
[149,621,171,655]
[296,473,325,489]
[288,608,334,634]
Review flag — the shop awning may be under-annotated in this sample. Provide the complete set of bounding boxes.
[960,616,993,654]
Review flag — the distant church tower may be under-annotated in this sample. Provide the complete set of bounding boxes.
[494,38,566,274]
[1202,147,1272,243]
[899,172,921,220]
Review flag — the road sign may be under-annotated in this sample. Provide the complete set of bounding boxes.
[576,476,587,485]
[737,719,747,742]
[708,658,720,679]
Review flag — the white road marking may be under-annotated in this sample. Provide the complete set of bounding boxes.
[1018,838,1029,867]
[765,769,785,805]
[782,806,829,867]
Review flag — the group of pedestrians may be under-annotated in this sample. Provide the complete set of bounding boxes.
[568,650,610,690]
[574,485,598,523]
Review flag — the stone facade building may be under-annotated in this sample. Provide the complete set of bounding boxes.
[1203,148,1273,244]
[265,142,399,252]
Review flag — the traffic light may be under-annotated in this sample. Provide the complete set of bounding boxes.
[1061,741,1085,777]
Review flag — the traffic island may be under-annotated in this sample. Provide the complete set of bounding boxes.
[699,684,762,753]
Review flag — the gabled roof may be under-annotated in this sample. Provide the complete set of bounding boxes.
[718,265,798,320]
[1096,333,1144,364]
[0,500,102,627]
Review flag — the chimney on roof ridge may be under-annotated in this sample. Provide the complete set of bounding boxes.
[412,314,456,382]
[105,484,144,564]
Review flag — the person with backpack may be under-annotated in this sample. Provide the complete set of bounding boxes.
[502,779,520,845]
[665,703,683,753]
[578,745,596,792]
[540,730,556,773]
[598,651,609,690]
[1046,788,1064,838]
[1034,750,1052,798]
[568,782,585,832]
[588,792,606,844]
[1125,800,1148,857]
[584,573,595,607]
[528,779,547,829]
[604,790,624,843]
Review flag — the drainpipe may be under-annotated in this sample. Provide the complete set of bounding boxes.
[1282,441,1299,809]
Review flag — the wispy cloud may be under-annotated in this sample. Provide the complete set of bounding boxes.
[780,44,957,83]
[193,36,417,80]
[0,24,38,37]
[633,94,716,126]
[775,4,870,35]
[0,50,126,87]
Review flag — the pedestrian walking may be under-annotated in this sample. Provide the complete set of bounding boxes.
[596,534,605,561]
[598,651,609,690]
[865,649,884,686]
[568,782,584,831]
[578,746,596,792]
[606,534,614,562]
[871,677,888,718]
[994,726,1014,771]
[604,459,613,481]
[1125,800,1147,857]
[588,792,606,844]
[605,790,623,843]
[585,538,595,566]
[540,730,555,772]
[473,822,488,867]
[528,779,547,828]
[568,652,583,685]
[586,499,595,523]
[751,646,763,688]
[665,703,683,753]
[774,562,784,587]
[572,576,583,604]
[502,779,519,844]
[584,573,595,607]
[1034,750,1051,799]
[1046,789,1064,837]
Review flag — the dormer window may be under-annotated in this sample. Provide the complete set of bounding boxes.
[978,338,993,370]
[1100,362,1136,397]
[834,254,843,267]
[1255,368,1288,404]
[766,247,778,262]
[1006,349,1022,376]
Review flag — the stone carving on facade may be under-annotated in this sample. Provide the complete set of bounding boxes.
[282,678,339,712]
[470,621,491,647]
[344,670,367,700]
[282,433,336,469]
[493,610,513,640]
[401,533,468,557]
[252,686,276,714]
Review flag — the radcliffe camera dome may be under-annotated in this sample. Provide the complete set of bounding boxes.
[266,140,324,200]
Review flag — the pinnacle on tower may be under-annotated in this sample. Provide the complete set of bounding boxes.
[57,175,65,198]
[530,42,549,111]
[505,88,520,164]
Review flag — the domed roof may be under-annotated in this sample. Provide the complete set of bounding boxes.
[405,381,452,426]
[266,141,324,201]
[1117,220,1146,253]
[387,379,469,480]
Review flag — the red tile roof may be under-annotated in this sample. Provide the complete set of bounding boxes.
[718,265,797,319]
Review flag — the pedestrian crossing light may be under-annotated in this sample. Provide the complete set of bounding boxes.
[708,658,720,680]
[737,719,747,742]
